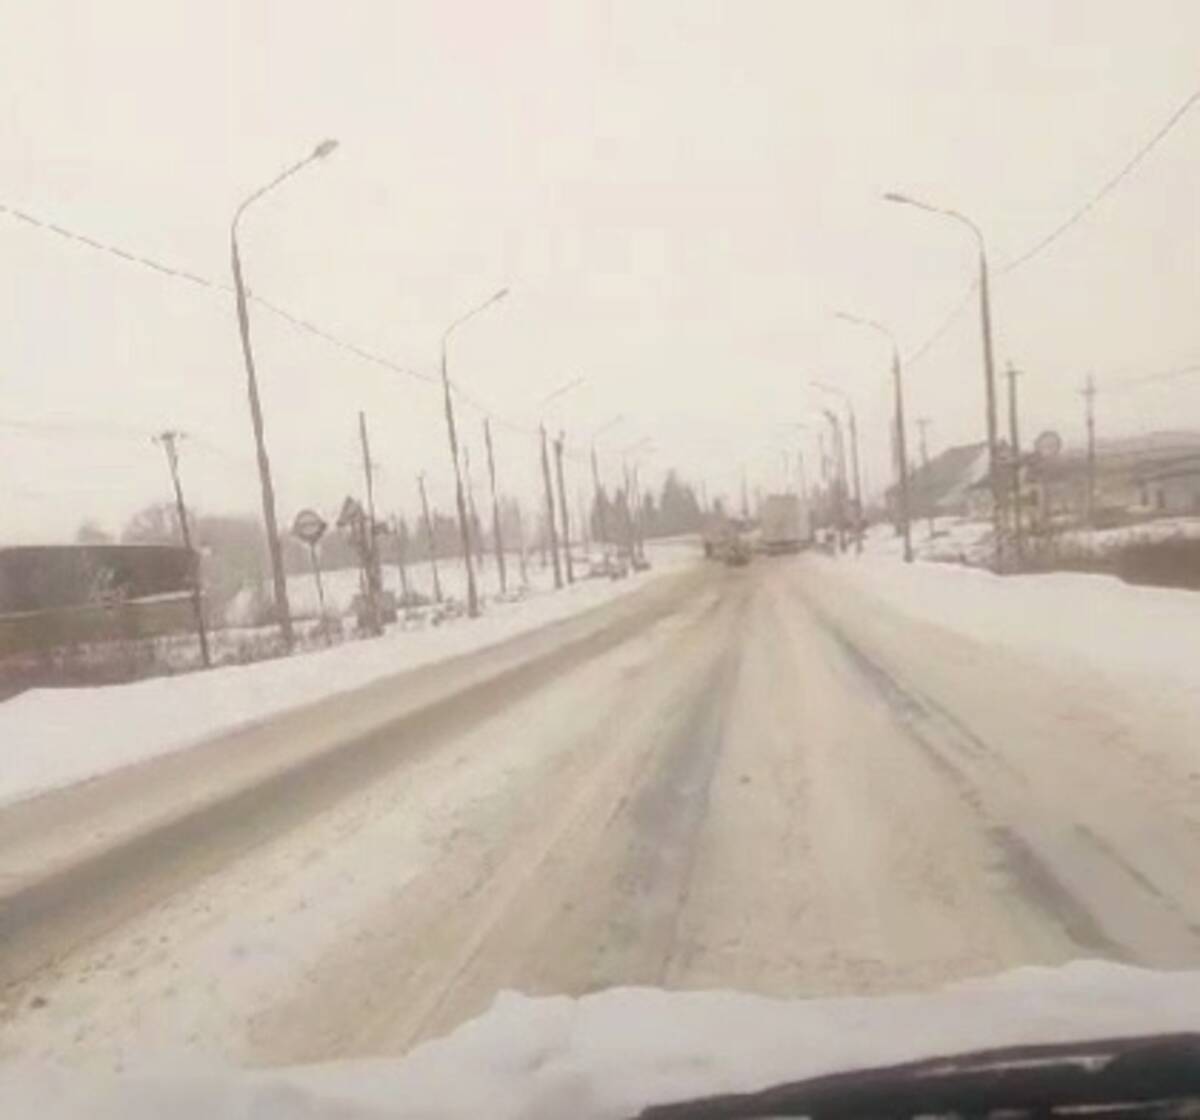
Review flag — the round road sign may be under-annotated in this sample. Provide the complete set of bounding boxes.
[1034,430,1063,459]
[292,508,328,546]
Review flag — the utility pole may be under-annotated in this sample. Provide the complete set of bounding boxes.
[540,425,563,588]
[1083,374,1097,528]
[483,420,507,596]
[393,514,411,601]
[513,500,529,585]
[463,444,484,573]
[154,431,210,669]
[577,488,591,561]
[1006,363,1024,567]
[358,411,382,634]
[554,431,575,584]
[417,473,443,603]
[917,418,935,539]
[891,347,914,564]
[978,247,1003,569]
[882,194,999,569]
[439,291,507,620]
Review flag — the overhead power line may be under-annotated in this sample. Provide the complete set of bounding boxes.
[0,199,530,424]
[1106,359,1200,393]
[903,84,1200,369]
[999,86,1200,275]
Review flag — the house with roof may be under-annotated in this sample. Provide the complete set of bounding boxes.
[885,442,990,521]
[1025,431,1200,526]
[1133,452,1200,515]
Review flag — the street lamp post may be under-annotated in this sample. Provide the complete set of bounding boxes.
[440,288,508,618]
[835,311,914,563]
[812,380,863,554]
[883,191,1001,569]
[231,138,338,651]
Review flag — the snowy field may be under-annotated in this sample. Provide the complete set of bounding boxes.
[225,549,558,624]
[1,962,1195,1119]
[0,540,698,808]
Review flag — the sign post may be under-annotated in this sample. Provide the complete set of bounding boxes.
[292,509,330,646]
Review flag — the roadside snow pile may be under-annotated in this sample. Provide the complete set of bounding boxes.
[864,518,993,565]
[815,551,1200,690]
[1055,515,1200,556]
[1,962,1197,1119]
[0,543,696,808]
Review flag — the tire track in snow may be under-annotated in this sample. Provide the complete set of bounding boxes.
[0,569,709,1001]
[783,574,1200,966]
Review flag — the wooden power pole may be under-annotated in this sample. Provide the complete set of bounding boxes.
[540,425,563,588]
[483,420,507,595]
[554,431,575,584]
[1006,363,1024,567]
[358,411,382,635]
[154,431,210,668]
[1083,375,1097,528]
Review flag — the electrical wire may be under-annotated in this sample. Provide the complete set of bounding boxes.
[998,86,1200,275]
[901,84,1200,369]
[0,200,537,435]
[1105,360,1200,393]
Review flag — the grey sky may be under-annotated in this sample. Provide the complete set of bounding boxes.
[3,0,1198,542]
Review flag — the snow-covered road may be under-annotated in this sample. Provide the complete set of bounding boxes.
[3,553,1200,1074]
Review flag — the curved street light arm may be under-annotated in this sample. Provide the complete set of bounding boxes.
[539,375,586,410]
[882,191,985,252]
[441,288,510,351]
[232,140,338,235]
[835,310,902,369]
[591,413,625,442]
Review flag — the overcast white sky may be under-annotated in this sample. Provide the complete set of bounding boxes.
[2,0,1198,542]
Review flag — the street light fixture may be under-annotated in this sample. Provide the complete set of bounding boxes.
[231,138,339,651]
[835,311,913,563]
[440,287,509,619]
[883,190,1001,569]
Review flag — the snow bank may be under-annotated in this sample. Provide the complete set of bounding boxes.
[2,963,1196,1119]
[817,549,1200,693]
[0,543,697,808]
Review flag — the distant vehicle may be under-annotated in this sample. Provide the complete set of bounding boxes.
[723,534,753,566]
[702,512,737,559]
[759,493,810,554]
